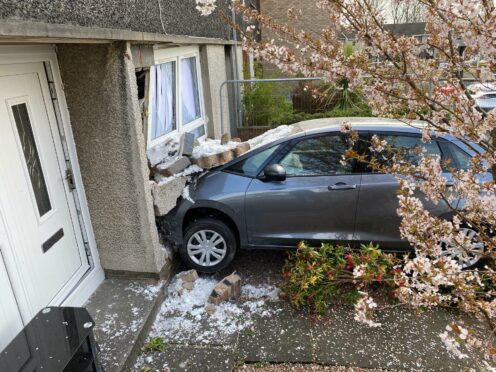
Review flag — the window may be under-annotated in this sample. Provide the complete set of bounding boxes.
[441,141,473,170]
[280,135,353,176]
[148,47,205,147]
[377,134,441,166]
[180,57,201,125]
[227,145,281,177]
[151,61,176,139]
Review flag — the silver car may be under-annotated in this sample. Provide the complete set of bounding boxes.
[167,118,490,272]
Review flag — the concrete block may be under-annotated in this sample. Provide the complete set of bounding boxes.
[176,269,199,283]
[151,177,187,216]
[208,282,231,305]
[233,142,250,157]
[220,133,231,145]
[192,148,235,169]
[208,272,242,304]
[155,156,191,177]
[223,272,241,299]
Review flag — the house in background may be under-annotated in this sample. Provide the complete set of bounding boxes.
[0,0,241,350]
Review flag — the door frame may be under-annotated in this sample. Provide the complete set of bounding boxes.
[0,45,104,310]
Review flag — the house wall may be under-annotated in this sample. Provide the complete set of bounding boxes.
[258,0,330,76]
[0,0,232,40]
[201,44,231,139]
[57,42,168,277]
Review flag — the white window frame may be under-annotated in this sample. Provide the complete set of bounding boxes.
[148,45,206,148]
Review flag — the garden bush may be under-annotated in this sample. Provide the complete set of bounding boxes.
[280,241,398,314]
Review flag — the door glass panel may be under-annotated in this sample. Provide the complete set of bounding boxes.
[280,135,352,176]
[11,103,52,216]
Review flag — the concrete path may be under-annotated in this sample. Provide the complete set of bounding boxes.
[85,278,166,371]
[131,251,484,372]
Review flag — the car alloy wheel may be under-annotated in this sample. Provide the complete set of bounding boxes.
[186,229,227,267]
[441,227,484,269]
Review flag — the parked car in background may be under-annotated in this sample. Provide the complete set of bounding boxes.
[169,118,490,272]
[468,82,496,112]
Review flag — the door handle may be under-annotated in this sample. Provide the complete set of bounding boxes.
[328,183,357,191]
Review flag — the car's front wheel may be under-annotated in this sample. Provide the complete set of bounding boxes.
[180,218,237,273]
[441,226,485,269]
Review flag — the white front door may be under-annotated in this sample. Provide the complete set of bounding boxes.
[0,62,90,348]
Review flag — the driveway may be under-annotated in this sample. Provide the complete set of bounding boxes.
[133,250,484,372]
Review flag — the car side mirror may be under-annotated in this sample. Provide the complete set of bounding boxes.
[263,164,286,182]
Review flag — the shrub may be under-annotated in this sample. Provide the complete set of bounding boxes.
[242,81,293,127]
[280,241,398,314]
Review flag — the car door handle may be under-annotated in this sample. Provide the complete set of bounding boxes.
[328,183,357,191]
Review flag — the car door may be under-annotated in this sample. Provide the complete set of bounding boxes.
[354,132,454,251]
[245,132,362,247]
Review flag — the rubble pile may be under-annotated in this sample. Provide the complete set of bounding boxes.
[147,125,294,217]
[147,133,250,216]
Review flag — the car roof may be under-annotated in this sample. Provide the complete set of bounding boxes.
[288,117,426,138]
[219,117,482,172]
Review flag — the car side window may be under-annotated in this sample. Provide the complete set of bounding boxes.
[226,144,281,177]
[279,134,353,176]
[441,141,472,170]
[377,134,442,166]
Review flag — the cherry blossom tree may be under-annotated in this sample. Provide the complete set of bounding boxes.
[196,0,496,366]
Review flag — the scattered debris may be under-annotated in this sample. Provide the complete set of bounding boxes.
[241,283,280,301]
[247,125,293,149]
[145,275,280,345]
[154,164,203,185]
[174,269,199,295]
[124,281,164,301]
[191,138,239,158]
[208,272,242,305]
[176,269,199,284]
[147,134,181,167]
[181,281,194,292]
[181,185,194,204]
[205,303,217,315]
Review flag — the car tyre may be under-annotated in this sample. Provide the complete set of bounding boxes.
[181,217,237,273]
[441,225,485,270]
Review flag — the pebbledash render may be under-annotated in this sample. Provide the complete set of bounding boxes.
[0,0,242,349]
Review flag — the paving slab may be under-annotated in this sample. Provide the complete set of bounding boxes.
[135,344,235,372]
[237,302,314,363]
[312,305,482,371]
[85,278,166,372]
